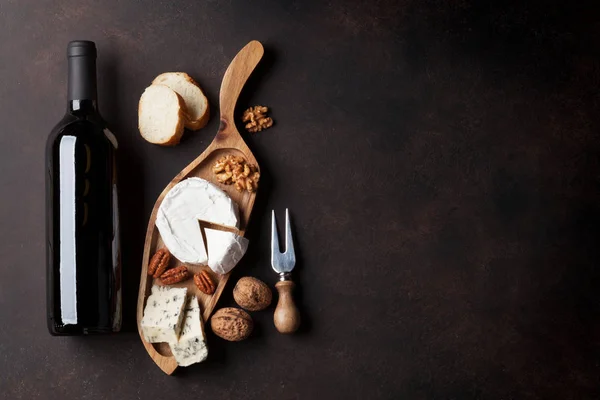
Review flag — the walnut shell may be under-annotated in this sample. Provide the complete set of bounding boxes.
[210,307,253,341]
[233,277,272,311]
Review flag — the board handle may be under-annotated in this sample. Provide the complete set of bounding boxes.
[274,280,301,333]
[219,41,265,128]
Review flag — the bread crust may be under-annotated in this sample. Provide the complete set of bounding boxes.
[183,102,210,130]
[138,84,186,146]
[152,72,209,131]
[162,91,186,146]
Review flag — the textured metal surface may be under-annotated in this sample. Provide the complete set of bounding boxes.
[1,0,599,399]
[271,209,296,274]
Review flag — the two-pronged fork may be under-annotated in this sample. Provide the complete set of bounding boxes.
[271,209,300,333]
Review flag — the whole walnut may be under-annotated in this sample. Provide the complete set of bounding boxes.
[210,308,253,341]
[233,277,272,311]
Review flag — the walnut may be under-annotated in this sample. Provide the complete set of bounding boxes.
[216,171,233,184]
[235,178,246,192]
[242,105,273,133]
[213,155,259,193]
[233,277,272,311]
[210,308,253,341]
[246,178,256,192]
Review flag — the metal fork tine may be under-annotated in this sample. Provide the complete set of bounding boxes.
[284,209,295,260]
[272,209,296,274]
[271,210,280,264]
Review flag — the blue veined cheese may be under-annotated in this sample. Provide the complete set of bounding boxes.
[169,296,208,366]
[141,285,188,343]
[155,178,239,264]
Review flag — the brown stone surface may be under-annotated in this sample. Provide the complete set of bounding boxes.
[1,0,599,398]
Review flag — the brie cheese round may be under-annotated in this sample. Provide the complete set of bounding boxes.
[156,178,239,264]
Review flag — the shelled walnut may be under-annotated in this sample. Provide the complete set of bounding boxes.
[242,105,273,133]
[213,155,260,193]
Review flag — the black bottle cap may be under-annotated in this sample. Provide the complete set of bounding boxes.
[67,41,96,58]
[67,41,97,102]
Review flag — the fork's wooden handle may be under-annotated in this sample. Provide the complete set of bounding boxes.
[274,280,300,334]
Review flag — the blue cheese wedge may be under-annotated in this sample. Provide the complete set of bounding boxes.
[205,228,249,274]
[169,296,208,366]
[155,178,239,264]
[141,285,188,343]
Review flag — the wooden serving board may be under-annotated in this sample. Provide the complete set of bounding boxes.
[137,41,264,375]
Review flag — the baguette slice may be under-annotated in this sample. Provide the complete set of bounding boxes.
[152,72,210,131]
[138,84,186,146]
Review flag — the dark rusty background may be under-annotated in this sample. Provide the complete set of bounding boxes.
[1,0,599,399]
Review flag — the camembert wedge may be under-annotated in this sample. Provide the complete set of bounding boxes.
[205,228,249,274]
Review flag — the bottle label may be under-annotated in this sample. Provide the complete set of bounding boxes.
[111,183,122,331]
[104,128,119,149]
[59,136,78,325]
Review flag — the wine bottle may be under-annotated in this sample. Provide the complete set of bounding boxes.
[46,41,121,335]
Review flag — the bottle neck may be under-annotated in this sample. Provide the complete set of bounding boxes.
[68,99,98,113]
[67,54,97,112]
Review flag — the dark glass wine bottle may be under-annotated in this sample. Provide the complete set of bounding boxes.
[46,41,121,335]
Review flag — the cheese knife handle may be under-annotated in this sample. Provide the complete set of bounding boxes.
[274,280,300,334]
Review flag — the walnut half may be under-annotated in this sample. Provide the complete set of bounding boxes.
[242,105,273,133]
[213,155,260,193]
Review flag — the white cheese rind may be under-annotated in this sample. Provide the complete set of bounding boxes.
[155,177,239,264]
[205,228,249,274]
[141,285,188,343]
[169,296,208,367]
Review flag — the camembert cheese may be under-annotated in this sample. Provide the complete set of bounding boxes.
[155,178,239,264]
[205,228,249,274]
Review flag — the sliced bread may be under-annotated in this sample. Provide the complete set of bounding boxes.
[138,84,186,146]
[152,72,210,131]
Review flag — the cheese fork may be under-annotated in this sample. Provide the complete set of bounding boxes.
[271,209,300,333]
